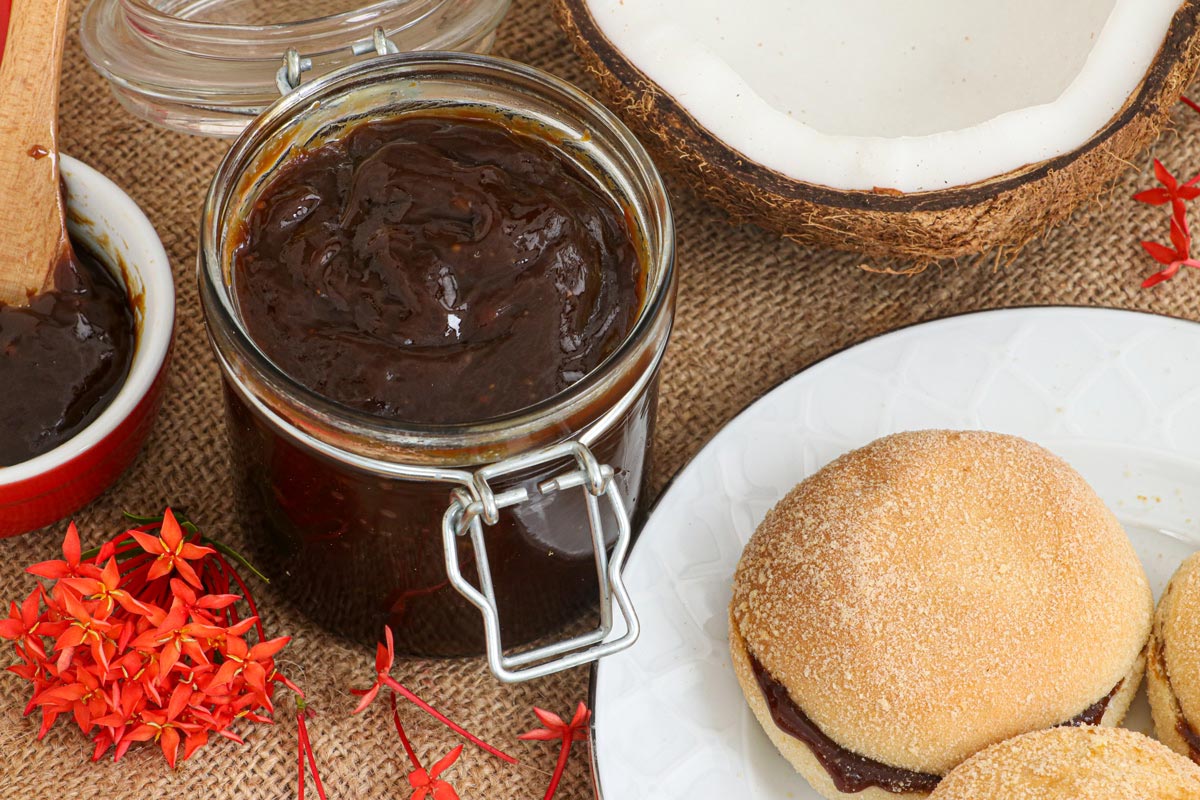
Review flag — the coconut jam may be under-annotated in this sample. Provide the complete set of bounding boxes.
[226,113,650,655]
[0,244,135,466]
[232,114,640,423]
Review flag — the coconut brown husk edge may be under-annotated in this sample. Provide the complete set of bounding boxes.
[554,0,1200,262]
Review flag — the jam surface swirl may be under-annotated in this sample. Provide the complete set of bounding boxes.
[232,114,640,424]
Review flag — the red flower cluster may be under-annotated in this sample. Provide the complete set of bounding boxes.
[1135,158,1200,287]
[0,510,298,767]
[1134,95,1200,288]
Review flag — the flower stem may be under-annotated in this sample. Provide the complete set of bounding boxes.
[543,735,573,800]
[297,711,306,800]
[381,675,518,765]
[212,552,265,641]
[202,536,270,584]
[390,691,422,771]
[296,702,327,800]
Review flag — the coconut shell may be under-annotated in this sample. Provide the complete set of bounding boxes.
[554,0,1200,261]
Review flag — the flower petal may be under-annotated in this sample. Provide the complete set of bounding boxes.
[532,706,566,730]
[248,636,290,662]
[429,744,463,778]
[160,509,184,551]
[160,726,181,769]
[518,728,560,741]
[1133,187,1171,205]
[1142,264,1181,288]
[1141,240,1181,265]
[20,588,40,626]
[174,559,204,589]
[63,522,82,566]
[177,543,215,560]
[128,529,167,556]
[1154,158,1178,190]
[146,558,175,583]
[568,702,590,729]
[351,683,381,715]
[182,730,208,762]
[27,560,72,580]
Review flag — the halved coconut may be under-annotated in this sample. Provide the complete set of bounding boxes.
[554,0,1200,260]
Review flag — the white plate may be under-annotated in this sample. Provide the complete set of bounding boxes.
[591,307,1200,799]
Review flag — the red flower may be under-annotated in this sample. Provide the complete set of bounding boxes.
[129,601,223,677]
[32,666,107,733]
[0,588,50,661]
[28,522,86,580]
[169,578,239,619]
[1141,215,1200,288]
[518,703,590,743]
[206,634,291,707]
[408,745,464,800]
[63,558,148,618]
[520,703,591,800]
[1134,159,1200,217]
[53,589,120,673]
[127,509,213,588]
[350,624,394,714]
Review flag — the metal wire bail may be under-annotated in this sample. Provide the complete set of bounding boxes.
[442,441,641,683]
[276,27,400,96]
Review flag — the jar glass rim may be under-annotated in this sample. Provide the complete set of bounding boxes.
[200,52,676,446]
[114,0,493,55]
[122,0,443,37]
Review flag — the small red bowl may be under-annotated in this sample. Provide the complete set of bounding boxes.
[0,155,174,536]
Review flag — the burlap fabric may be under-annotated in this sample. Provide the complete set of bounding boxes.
[3,1,1200,797]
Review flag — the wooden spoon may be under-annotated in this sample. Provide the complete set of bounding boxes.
[0,0,72,306]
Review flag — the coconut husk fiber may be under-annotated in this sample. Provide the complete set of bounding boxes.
[4,1,1200,798]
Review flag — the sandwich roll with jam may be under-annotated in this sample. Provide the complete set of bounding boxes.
[1148,552,1200,764]
[728,430,1152,800]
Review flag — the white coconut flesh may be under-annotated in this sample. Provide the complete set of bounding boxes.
[584,0,1183,193]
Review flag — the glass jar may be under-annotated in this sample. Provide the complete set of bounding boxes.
[198,53,675,681]
[80,0,511,136]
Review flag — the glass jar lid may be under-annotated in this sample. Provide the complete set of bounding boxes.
[80,0,511,137]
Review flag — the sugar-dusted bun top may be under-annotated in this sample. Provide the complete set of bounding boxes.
[1157,552,1200,726]
[730,430,1152,774]
[929,726,1200,798]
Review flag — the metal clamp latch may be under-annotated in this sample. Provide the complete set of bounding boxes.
[442,441,640,683]
[276,27,400,96]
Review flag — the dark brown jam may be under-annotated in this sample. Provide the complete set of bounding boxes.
[749,653,1126,793]
[0,244,135,466]
[225,113,652,655]
[232,114,639,424]
[1155,637,1200,761]
[1179,719,1200,761]
[1056,679,1122,727]
[748,653,941,793]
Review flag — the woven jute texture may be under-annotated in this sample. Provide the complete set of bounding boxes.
[4,1,1200,798]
